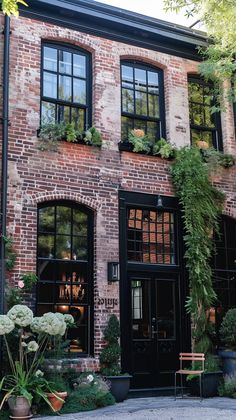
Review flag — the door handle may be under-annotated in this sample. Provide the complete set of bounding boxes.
[151,325,158,338]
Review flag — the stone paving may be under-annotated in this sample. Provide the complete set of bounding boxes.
[38,396,236,420]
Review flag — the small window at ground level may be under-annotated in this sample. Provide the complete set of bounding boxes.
[188,76,222,150]
[37,202,93,355]
[41,44,91,130]
[121,62,165,141]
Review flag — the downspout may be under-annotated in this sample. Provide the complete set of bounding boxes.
[0,14,10,316]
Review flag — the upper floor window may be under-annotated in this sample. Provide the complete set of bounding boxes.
[121,62,165,141]
[188,76,222,150]
[41,43,91,130]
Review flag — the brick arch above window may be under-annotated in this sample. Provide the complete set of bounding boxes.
[27,190,102,212]
[120,60,166,141]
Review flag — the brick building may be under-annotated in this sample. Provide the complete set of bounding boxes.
[1,0,236,390]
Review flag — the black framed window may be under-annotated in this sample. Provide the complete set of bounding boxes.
[41,43,91,130]
[127,208,175,264]
[37,202,93,355]
[188,75,222,150]
[121,62,165,141]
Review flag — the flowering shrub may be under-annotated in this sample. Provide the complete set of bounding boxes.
[0,305,74,411]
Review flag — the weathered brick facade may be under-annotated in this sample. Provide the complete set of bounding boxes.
[1,4,236,376]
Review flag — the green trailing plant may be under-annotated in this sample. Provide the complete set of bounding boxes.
[99,314,121,376]
[3,236,17,272]
[200,148,235,169]
[170,147,225,353]
[219,309,236,350]
[187,353,220,381]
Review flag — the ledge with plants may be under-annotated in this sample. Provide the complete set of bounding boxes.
[37,123,103,152]
[119,129,235,168]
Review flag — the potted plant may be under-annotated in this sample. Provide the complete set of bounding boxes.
[0,306,73,417]
[188,354,223,397]
[45,374,68,412]
[99,315,131,402]
[219,308,236,374]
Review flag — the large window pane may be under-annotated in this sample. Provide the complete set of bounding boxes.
[71,107,84,131]
[59,75,72,101]
[39,207,55,233]
[121,116,133,141]
[148,94,159,118]
[58,105,70,123]
[73,54,86,78]
[41,101,56,124]
[73,79,86,104]
[43,72,57,99]
[43,47,57,72]
[135,91,147,115]
[135,68,146,91]
[122,88,134,113]
[122,65,133,88]
[148,71,159,94]
[56,206,71,235]
[59,50,72,75]
[38,235,54,258]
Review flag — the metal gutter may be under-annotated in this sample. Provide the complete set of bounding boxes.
[20,0,208,61]
[0,15,10,316]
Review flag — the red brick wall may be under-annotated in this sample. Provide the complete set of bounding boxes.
[1,14,236,369]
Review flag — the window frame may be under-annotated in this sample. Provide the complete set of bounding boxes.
[188,75,223,151]
[40,42,92,129]
[36,200,94,357]
[120,60,166,140]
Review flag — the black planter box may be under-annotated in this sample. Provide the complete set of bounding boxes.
[189,371,223,398]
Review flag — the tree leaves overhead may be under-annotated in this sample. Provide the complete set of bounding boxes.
[164,0,236,96]
[1,0,28,17]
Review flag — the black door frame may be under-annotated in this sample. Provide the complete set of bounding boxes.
[119,190,190,387]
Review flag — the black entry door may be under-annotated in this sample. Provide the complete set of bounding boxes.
[130,273,179,388]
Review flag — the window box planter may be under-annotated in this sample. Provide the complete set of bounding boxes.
[118,140,176,160]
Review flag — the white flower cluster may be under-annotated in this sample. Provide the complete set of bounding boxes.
[0,315,15,335]
[31,312,69,336]
[63,313,74,327]
[27,340,39,352]
[7,305,33,327]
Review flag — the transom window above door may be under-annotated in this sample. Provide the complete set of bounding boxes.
[127,208,175,264]
[41,43,91,130]
[121,62,165,141]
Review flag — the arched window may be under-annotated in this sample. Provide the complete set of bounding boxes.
[41,43,92,130]
[121,61,165,141]
[37,202,93,355]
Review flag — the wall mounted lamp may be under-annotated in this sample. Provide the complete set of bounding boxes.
[156,194,164,210]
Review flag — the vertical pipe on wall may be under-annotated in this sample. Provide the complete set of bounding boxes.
[0,15,10,315]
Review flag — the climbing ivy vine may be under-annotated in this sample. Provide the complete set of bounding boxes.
[170,147,225,352]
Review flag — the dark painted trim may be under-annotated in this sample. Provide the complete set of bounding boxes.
[20,0,207,61]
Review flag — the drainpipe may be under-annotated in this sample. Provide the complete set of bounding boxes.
[0,15,10,316]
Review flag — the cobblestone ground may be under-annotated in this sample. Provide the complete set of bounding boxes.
[38,397,236,420]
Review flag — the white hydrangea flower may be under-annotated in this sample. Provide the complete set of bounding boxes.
[27,340,39,352]
[55,312,64,321]
[21,342,27,347]
[87,374,94,383]
[63,314,74,327]
[0,315,15,335]
[7,305,33,327]
[31,317,43,334]
[42,312,66,336]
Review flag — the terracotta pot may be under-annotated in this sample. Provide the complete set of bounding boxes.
[8,395,31,417]
[47,391,67,412]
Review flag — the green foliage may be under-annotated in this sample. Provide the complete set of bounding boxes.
[170,147,225,352]
[163,0,236,104]
[84,127,103,146]
[3,236,17,272]
[6,288,23,308]
[200,148,235,169]
[1,0,28,16]
[218,374,236,398]
[38,123,102,150]
[20,273,38,291]
[153,138,177,159]
[100,315,121,376]
[219,309,236,350]
[128,130,151,154]
[187,354,220,381]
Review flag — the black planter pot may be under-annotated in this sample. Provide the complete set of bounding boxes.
[106,375,132,402]
[189,371,223,398]
[219,350,236,374]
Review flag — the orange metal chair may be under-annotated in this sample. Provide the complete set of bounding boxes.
[174,353,205,400]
